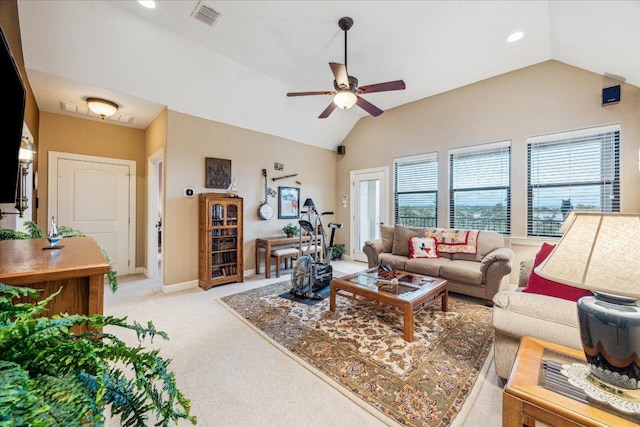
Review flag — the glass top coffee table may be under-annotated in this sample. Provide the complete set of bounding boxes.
[329,268,448,342]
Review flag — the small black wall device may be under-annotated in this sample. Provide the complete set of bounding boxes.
[602,85,621,106]
[337,145,346,155]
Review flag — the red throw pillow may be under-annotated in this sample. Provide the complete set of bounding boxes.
[522,242,593,302]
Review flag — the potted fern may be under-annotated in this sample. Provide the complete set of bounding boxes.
[0,284,197,426]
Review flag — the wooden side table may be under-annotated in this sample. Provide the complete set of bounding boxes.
[503,336,640,427]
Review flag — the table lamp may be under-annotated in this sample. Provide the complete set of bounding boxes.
[535,212,640,391]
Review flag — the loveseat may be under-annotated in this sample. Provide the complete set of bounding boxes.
[492,256,584,381]
[362,225,514,305]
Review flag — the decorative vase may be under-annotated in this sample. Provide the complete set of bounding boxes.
[577,292,640,390]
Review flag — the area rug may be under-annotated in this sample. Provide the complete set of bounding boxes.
[218,280,494,426]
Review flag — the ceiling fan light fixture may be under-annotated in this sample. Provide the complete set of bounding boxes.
[87,97,119,119]
[333,90,357,109]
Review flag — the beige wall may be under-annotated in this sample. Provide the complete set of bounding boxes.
[337,60,640,283]
[36,113,147,267]
[163,110,337,286]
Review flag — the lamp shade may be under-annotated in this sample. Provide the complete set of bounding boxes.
[333,90,357,109]
[87,97,119,119]
[303,198,315,209]
[535,212,640,298]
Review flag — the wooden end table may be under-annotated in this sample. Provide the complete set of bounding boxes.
[503,336,640,427]
[329,268,447,342]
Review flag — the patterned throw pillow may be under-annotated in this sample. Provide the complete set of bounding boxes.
[409,236,439,259]
[425,228,479,254]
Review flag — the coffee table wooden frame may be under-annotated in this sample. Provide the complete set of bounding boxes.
[503,336,639,427]
[329,269,448,342]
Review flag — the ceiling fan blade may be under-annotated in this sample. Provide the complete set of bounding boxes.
[356,96,383,117]
[357,80,406,94]
[318,102,337,119]
[329,62,349,90]
[287,90,335,97]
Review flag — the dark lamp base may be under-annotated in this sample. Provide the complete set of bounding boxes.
[578,293,640,390]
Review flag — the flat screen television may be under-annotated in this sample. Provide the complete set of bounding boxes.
[0,25,26,204]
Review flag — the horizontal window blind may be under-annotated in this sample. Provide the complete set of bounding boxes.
[449,141,511,233]
[527,124,620,237]
[394,153,437,227]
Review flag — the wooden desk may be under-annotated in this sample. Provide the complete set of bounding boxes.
[503,336,639,427]
[0,237,110,320]
[255,235,312,278]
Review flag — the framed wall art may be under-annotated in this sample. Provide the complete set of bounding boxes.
[278,186,300,219]
[205,158,232,189]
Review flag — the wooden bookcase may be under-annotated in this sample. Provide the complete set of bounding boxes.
[199,193,243,289]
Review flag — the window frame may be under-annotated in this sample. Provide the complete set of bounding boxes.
[448,140,511,233]
[526,124,621,237]
[393,152,438,228]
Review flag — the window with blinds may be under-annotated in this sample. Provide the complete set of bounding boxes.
[393,153,437,227]
[527,124,620,237]
[449,141,511,233]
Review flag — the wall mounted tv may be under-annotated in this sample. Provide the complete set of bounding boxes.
[0,25,26,204]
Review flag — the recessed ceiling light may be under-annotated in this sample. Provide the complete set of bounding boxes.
[138,0,156,9]
[507,31,524,43]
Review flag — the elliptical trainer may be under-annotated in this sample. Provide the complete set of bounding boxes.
[290,198,342,300]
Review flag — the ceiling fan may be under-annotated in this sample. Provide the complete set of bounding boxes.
[287,17,406,119]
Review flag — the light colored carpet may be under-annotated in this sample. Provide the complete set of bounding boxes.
[104,260,504,426]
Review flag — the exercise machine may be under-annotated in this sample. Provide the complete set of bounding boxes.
[290,199,342,300]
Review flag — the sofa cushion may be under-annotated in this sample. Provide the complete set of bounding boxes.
[392,225,425,257]
[439,260,483,285]
[522,242,594,302]
[409,236,438,259]
[405,257,451,277]
[380,225,394,253]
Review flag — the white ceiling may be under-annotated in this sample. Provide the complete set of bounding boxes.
[17,1,640,151]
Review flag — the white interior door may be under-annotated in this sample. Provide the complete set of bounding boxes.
[49,152,135,276]
[350,167,389,262]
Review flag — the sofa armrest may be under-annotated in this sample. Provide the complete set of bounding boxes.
[479,247,513,300]
[492,290,582,350]
[362,240,382,268]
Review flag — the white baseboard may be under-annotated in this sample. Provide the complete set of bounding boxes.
[161,280,198,294]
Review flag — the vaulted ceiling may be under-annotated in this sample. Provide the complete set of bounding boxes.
[17,1,639,151]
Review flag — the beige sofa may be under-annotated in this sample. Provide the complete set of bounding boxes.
[362,225,514,305]
[491,259,582,381]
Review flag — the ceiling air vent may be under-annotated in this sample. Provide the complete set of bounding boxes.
[191,1,222,27]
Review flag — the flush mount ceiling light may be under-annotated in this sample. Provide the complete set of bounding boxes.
[138,0,156,9]
[86,98,119,119]
[507,31,524,43]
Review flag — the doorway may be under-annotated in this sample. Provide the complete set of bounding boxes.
[48,151,136,276]
[147,149,163,278]
[350,167,389,262]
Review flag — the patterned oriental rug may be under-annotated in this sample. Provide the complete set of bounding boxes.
[219,280,494,426]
